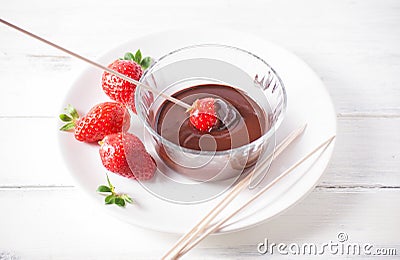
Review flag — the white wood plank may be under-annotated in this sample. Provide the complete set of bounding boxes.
[0,118,74,187]
[321,117,400,187]
[0,188,398,259]
[0,0,399,259]
[0,0,399,116]
[0,54,81,117]
[0,117,398,187]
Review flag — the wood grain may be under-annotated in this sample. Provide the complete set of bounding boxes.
[0,0,399,258]
[0,188,398,259]
[0,117,398,187]
[0,0,399,116]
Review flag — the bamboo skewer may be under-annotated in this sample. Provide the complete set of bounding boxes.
[162,125,307,259]
[174,135,336,258]
[0,18,191,110]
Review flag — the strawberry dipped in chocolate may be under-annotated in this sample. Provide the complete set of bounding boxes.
[188,98,218,132]
[188,97,239,132]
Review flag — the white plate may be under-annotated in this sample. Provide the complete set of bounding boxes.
[58,28,336,234]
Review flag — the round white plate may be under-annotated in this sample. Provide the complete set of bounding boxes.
[58,28,336,234]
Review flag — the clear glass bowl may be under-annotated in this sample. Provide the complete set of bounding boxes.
[135,44,286,181]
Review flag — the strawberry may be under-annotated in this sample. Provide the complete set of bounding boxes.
[99,133,156,180]
[59,102,129,143]
[188,98,218,132]
[101,50,152,113]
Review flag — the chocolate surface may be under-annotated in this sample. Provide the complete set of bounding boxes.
[155,84,267,151]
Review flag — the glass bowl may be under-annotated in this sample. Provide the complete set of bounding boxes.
[135,44,286,181]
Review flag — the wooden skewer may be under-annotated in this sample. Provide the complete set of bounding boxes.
[161,125,307,259]
[174,135,336,258]
[0,18,191,110]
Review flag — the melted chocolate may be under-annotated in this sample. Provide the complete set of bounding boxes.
[155,84,267,151]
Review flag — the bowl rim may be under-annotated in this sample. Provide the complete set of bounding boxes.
[135,43,287,155]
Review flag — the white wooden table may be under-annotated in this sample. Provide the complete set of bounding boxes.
[1,0,399,259]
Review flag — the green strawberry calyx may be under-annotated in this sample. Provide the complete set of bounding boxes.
[97,173,134,207]
[59,104,79,131]
[122,49,152,70]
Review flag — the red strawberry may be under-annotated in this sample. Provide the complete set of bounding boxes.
[99,133,156,180]
[59,102,129,143]
[188,98,218,132]
[101,50,152,113]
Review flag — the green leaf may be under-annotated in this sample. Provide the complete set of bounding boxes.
[115,197,126,207]
[106,174,114,192]
[140,57,152,70]
[97,185,112,193]
[134,49,142,63]
[124,52,135,61]
[98,173,134,207]
[59,122,75,131]
[59,114,72,122]
[65,104,79,119]
[122,194,133,204]
[105,194,116,204]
